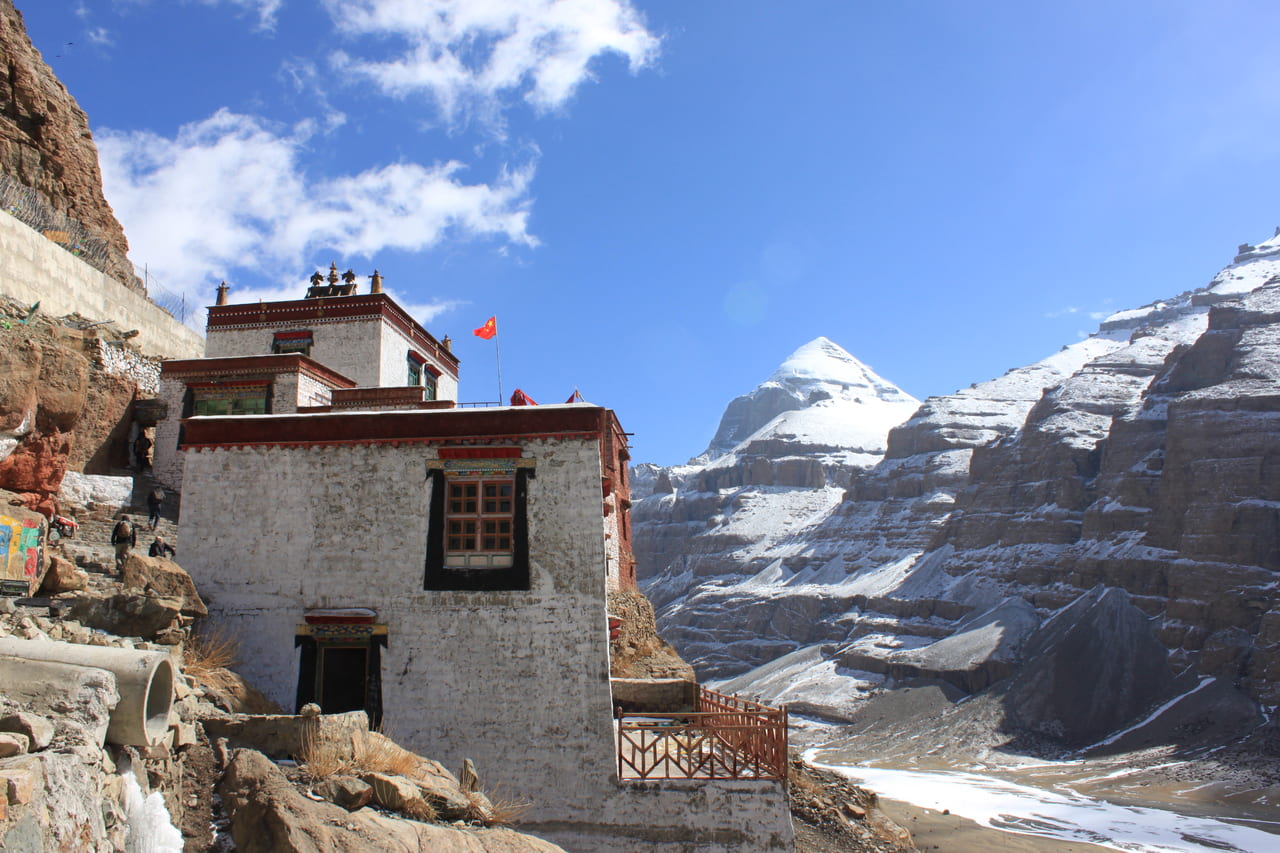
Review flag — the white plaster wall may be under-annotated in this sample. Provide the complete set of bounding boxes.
[378,322,458,400]
[0,211,203,359]
[179,434,791,851]
[206,317,382,386]
[151,377,188,492]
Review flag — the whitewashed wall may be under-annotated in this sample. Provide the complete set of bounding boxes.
[180,434,791,851]
[206,317,383,386]
[150,376,188,491]
[378,322,458,400]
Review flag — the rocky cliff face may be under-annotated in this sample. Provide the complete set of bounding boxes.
[0,0,138,290]
[0,297,151,516]
[635,232,1280,748]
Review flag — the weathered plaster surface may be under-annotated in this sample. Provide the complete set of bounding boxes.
[206,317,384,387]
[180,437,791,851]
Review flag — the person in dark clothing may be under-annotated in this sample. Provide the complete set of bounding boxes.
[147,487,165,530]
[133,432,152,472]
[111,517,137,571]
[148,535,176,559]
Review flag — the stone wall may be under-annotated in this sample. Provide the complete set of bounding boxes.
[94,339,160,396]
[180,434,791,851]
[0,212,203,360]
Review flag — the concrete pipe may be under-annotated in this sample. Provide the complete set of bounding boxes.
[0,637,174,746]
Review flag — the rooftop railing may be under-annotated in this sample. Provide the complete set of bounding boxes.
[616,686,788,782]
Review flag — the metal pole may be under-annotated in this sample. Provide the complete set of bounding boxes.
[495,318,504,403]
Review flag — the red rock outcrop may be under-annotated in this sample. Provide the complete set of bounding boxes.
[0,0,139,289]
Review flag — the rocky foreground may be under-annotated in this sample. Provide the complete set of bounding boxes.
[0,486,572,851]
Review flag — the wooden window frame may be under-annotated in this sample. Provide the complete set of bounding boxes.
[425,468,530,591]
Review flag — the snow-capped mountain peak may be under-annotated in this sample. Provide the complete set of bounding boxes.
[767,336,915,404]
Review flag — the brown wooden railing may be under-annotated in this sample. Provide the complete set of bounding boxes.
[616,687,788,782]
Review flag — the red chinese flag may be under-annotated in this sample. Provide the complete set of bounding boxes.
[473,316,497,339]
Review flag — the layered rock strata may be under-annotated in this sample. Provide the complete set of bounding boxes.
[636,232,1280,747]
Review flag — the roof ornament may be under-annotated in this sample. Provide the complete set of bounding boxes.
[369,269,384,294]
[215,281,229,306]
[342,269,358,287]
[309,270,324,287]
[328,262,340,285]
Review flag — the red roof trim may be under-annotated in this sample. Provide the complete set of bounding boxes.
[180,406,610,451]
[206,293,460,373]
[161,355,357,389]
[273,330,314,340]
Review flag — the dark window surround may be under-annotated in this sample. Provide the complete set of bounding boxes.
[425,467,531,591]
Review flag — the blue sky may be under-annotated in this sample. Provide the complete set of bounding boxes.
[20,1,1280,465]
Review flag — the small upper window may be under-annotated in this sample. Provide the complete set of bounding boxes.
[192,384,269,416]
[407,351,426,387]
[273,330,313,356]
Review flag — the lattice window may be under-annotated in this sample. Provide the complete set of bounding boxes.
[445,478,514,568]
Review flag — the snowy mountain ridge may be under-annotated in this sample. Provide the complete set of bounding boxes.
[634,230,1280,757]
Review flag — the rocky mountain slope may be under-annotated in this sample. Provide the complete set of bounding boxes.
[0,0,138,289]
[634,231,1280,754]
[632,338,919,673]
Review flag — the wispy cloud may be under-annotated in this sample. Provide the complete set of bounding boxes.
[98,109,536,291]
[200,0,282,30]
[323,0,659,126]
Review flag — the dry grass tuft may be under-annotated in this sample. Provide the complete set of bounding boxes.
[297,722,354,780]
[353,730,420,777]
[183,626,239,685]
[476,786,532,826]
[403,797,439,823]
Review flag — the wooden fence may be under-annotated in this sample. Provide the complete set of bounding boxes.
[616,686,788,782]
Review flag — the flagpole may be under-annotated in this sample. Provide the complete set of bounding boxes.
[495,320,504,404]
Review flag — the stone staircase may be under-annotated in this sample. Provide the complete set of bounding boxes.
[57,469,182,576]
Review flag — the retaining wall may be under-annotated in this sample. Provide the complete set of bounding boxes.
[0,210,204,359]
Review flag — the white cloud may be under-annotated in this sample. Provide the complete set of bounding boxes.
[86,27,114,46]
[97,109,536,291]
[199,0,283,30]
[323,0,659,123]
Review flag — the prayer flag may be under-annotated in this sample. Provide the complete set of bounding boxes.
[474,316,497,340]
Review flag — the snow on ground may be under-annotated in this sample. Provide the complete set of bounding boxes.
[711,644,885,719]
[807,757,1280,853]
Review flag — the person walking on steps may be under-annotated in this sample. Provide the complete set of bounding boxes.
[149,535,175,559]
[111,516,136,572]
[147,487,165,530]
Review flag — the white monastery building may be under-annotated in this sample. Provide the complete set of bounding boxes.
[158,269,794,852]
